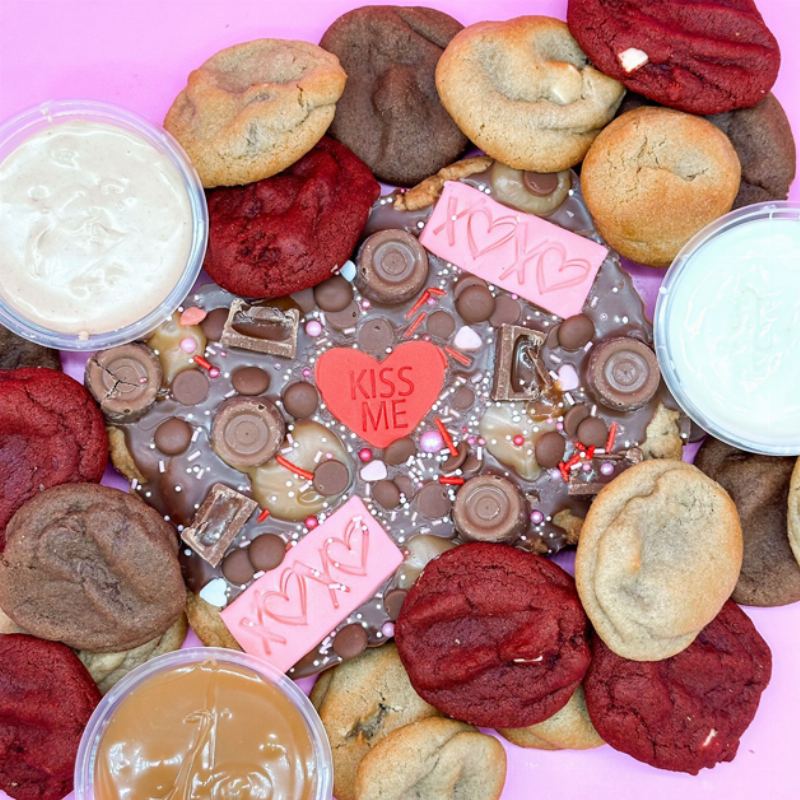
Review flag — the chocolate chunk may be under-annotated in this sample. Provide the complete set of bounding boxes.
[358,317,394,352]
[248,534,286,572]
[453,275,487,299]
[416,482,452,519]
[558,314,595,351]
[154,417,193,455]
[314,275,354,312]
[577,416,608,448]
[181,484,257,567]
[85,343,162,421]
[383,588,408,621]
[491,325,548,402]
[563,403,590,437]
[535,431,567,469]
[172,368,210,406]
[427,310,455,339]
[200,307,230,341]
[222,548,255,585]
[356,229,429,305]
[523,171,560,196]
[452,475,528,544]
[221,300,300,359]
[231,366,271,396]
[333,623,369,659]
[568,448,644,496]
[282,381,319,419]
[325,300,361,331]
[384,436,417,466]
[313,459,351,496]
[373,479,402,510]
[452,386,475,410]
[489,295,522,327]
[455,285,496,324]
[211,397,285,469]
[588,337,661,411]
[441,441,469,473]
[394,475,416,501]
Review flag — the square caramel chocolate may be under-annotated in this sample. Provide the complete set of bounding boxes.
[221,300,299,358]
[491,324,549,402]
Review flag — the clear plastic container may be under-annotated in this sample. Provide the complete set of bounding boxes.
[0,99,207,351]
[74,647,333,800]
[654,201,800,455]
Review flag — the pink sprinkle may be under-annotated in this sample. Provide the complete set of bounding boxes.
[530,510,544,524]
[302,367,312,378]
[467,436,477,446]
[179,306,207,326]
[420,429,444,453]
[382,621,395,638]
[209,367,221,379]
[600,462,615,477]
[582,463,592,472]
[325,452,334,460]
[138,376,148,384]
[358,448,373,463]
[513,435,525,447]
[305,516,319,529]
[477,437,486,446]
[426,297,437,306]
[306,320,323,337]
[361,299,371,310]
[180,337,197,354]
[556,422,564,431]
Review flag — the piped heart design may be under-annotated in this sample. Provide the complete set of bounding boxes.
[315,341,447,448]
[467,205,518,259]
[534,242,592,295]
[323,517,370,576]
[259,568,308,626]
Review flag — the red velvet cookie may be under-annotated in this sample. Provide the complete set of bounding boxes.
[584,600,772,774]
[204,136,380,299]
[0,633,102,800]
[0,368,108,549]
[567,0,780,114]
[395,542,591,728]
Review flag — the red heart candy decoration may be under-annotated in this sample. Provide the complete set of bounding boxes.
[315,341,447,449]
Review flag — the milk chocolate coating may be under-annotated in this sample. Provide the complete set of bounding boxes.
[326,301,361,331]
[314,275,354,312]
[455,285,496,324]
[535,431,567,469]
[385,437,417,467]
[222,548,255,586]
[358,317,395,352]
[200,308,229,341]
[587,337,660,411]
[154,418,193,455]
[313,459,352,496]
[232,366,271,396]
[356,229,429,304]
[332,623,369,659]
[211,397,284,468]
[523,171,560,196]
[282,381,319,419]
[441,441,469,473]
[416,483,453,519]
[489,295,522,327]
[558,314,595,351]
[172,369,210,406]
[85,343,162,422]
[452,475,528,544]
[576,417,608,448]
[383,588,408,621]
[564,403,590,437]
[427,310,455,339]
[373,479,402,509]
[248,534,286,572]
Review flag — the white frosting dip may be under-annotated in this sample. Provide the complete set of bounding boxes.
[0,120,192,335]
[663,217,800,447]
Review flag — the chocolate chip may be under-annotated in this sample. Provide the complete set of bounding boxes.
[282,382,319,419]
[248,534,286,572]
[314,275,354,312]
[452,386,474,410]
[441,441,469,473]
[200,308,230,341]
[577,416,608,448]
[231,366,271,396]
[384,436,416,467]
[358,317,394,352]
[489,295,522,327]
[222,548,255,585]
[211,397,285,468]
[313,460,351,496]
[325,300,361,331]
[292,287,317,315]
[172,369,210,406]
[373,479,402,510]
[452,475,528,544]
[588,337,661,411]
[558,314,595,351]
[563,403,590,437]
[154,417,193,455]
[453,275,487,299]
[394,475,416,501]
[535,431,567,468]
[383,588,408,621]
[356,229,429,305]
[416,482,452,519]
[333,623,369,659]
[426,310,456,339]
[85,343,162,422]
[523,171,560,196]
[455,285,496,324]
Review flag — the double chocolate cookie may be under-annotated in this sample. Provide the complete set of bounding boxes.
[0,325,60,371]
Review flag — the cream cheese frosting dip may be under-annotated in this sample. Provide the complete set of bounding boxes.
[656,203,800,455]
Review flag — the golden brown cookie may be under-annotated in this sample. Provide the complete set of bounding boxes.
[185,591,243,652]
[788,458,800,569]
[497,685,604,751]
[165,39,347,188]
[310,643,441,800]
[575,459,743,661]
[435,16,625,173]
[581,107,741,267]
[354,718,507,800]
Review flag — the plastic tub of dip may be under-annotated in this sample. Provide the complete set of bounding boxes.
[655,201,800,455]
[0,100,207,351]
[74,647,333,800]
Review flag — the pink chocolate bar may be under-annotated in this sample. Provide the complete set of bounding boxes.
[419,181,608,319]
[221,496,403,672]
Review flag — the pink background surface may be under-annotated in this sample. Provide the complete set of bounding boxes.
[1,1,798,798]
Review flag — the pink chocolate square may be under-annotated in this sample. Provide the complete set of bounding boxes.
[419,181,608,319]
[221,496,403,672]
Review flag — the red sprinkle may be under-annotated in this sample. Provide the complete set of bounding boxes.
[257,508,271,523]
[586,446,596,460]
[573,441,586,452]
[558,453,582,482]
[605,422,618,453]
[405,290,431,320]
[445,347,472,367]
[193,355,213,371]
[439,476,465,485]
[275,455,315,482]
[427,287,446,296]
[435,417,459,457]
[404,312,426,339]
